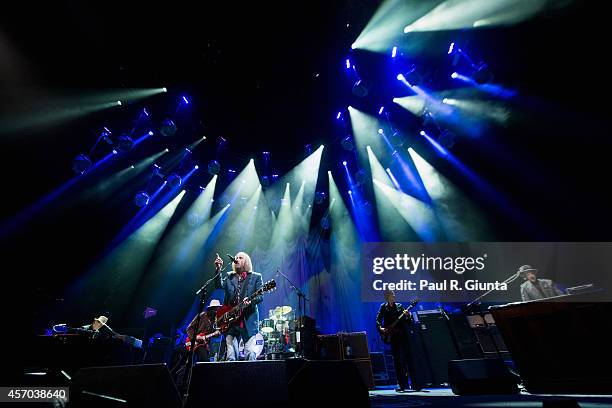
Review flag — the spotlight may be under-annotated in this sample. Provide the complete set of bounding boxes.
[341,135,354,151]
[342,161,347,166]
[397,73,405,81]
[451,72,459,79]
[345,59,351,69]
[162,87,168,92]
[315,191,326,204]
[390,131,405,148]
[208,160,221,175]
[194,165,199,170]
[352,79,371,98]
[378,106,385,115]
[472,62,494,84]
[354,169,367,186]
[134,191,150,207]
[438,130,456,148]
[160,119,177,137]
[448,42,455,54]
[117,135,134,153]
[167,173,182,188]
[182,96,189,104]
[261,175,271,187]
[336,112,342,120]
[378,128,384,134]
[348,190,352,195]
[391,46,397,58]
[112,149,118,155]
[148,131,154,136]
[72,154,92,174]
[320,215,330,230]
[363,201,373,216]
[404,66,422,86]
[117,101,122,106]
[420,130,427,136]
[101,130,113,145]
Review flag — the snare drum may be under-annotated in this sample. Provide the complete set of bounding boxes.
[260,318,274,333]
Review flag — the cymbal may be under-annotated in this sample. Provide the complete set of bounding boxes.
[272,305,292,317]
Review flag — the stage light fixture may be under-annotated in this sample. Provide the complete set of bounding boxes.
[354,169,367,186]
[72,154,92,174]
[134,191,150,207]
[341,136,354,151]
[315,191,326,204]
[167,173,182,188]
[472,62,494,84]
[438,130,456,148]
[390,131,405,148]
[261,175,271,187]
[404,66,422,86]
[345,59,351,69]
[352,79,371,98]
[208,160,221,175]
[391,46,397,58]
[117,135,134,153]
[160,119,177,137]
[378,106,385,115]
[342,161,347,166]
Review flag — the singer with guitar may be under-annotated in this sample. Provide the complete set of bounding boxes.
[376,290,423,393]
[214,251,264,361]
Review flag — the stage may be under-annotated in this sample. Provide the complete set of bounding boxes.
[370,386,612,408]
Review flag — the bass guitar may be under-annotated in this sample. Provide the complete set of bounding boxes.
[216,279,276,333]
[379,298,419,344]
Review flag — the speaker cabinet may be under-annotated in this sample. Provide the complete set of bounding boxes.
[416,311,460,385]
[185,359,369,407]
[71,363,182,407]
[316,334,342,360]
[339,331,370,359]
[448,358,518,395]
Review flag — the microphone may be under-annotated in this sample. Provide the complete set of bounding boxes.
[226,254,238,264]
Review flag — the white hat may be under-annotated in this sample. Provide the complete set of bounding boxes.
[94,315,109,326]
[208,299,221,309]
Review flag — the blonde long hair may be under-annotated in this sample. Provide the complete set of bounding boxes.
[231,251,253,273]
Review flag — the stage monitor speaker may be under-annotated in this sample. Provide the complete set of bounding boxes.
[71,363,182,407]
[448,358,519,395]
[185,359,369,407]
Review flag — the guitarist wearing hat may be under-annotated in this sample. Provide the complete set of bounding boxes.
[376,290,423,393]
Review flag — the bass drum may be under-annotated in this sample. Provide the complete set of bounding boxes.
[260,319,275,333]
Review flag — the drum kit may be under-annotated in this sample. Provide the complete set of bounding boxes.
[259,305,295,355]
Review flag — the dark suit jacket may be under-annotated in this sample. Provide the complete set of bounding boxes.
[520,278,564,301]
[215,271,263,337]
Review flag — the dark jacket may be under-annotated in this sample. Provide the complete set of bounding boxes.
[215,271,263,337]
[520,278,563,301]
[376,302,411,340]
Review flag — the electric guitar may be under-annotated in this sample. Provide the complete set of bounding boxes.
[378,298,419,344]
[185,330,221,351]
[216,279,276,333]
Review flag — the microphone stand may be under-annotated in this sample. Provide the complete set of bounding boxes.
[276,269,309,358]
[466,272,522,307]
[182,263,228,406]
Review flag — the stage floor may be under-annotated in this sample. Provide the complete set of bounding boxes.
[369,386,612,408]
